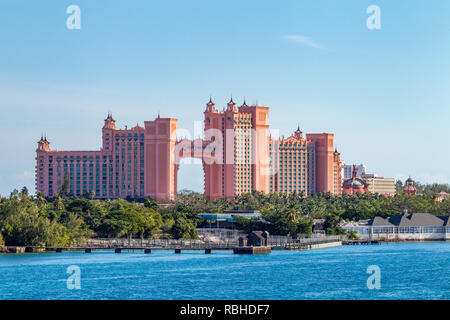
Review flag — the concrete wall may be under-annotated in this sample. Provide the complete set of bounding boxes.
[306,241,342,250]
[357,233,449,241]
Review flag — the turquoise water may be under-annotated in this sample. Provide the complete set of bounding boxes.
[0,242,448,300]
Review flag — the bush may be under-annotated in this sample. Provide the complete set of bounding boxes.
[171,217,198,239]
[347,230,360,240]
[0,233,4,246]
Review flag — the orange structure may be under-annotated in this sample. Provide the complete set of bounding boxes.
[342,165,370,195]
[333,149,343,195]
[306,134,343,195]
[268,126,342,196]
[435,191,449,202]
[36,99,343,200]
[269,127,315,195]
[403,177,417,195]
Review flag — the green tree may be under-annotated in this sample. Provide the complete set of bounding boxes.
[2,208,69,246]
[20,186,29,197]
[35,191,47,208]
[323,215,345,235]
[347,230,360,240]
[171,216,198,239]
[53,195,64,211]
[144,198,158,210]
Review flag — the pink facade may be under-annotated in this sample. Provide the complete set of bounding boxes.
[403,177,417,195]
[36,114,145,199]
[342,165,370,195]
[270,127,316,195]
[36,99,342,200]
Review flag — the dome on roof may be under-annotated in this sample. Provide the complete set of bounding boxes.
[343,175,370,196]
[344,178,365,187]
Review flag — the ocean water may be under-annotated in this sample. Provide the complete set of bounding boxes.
[0,242,448,300]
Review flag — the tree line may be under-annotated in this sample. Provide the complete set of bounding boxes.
[0,186,449,247]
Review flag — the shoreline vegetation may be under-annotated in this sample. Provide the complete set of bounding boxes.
[0,183,449,248]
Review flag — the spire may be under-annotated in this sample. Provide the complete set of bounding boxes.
[37,133,51,151]
[205,96,216,113]
[227,95,236,112]
[242,97,247,106]
[103,112,117,129]
[104,112,114,121]
[294,124,303,139]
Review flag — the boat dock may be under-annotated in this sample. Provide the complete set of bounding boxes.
[1,235,345,254]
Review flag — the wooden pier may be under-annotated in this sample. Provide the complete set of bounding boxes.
[233,246,271,254]
[1,235,346,254]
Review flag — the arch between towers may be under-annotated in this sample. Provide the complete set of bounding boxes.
[173,138,221,201]
[143,137,222,201]
[143,119,225,202]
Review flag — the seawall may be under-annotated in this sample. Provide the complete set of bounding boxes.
[298,241,342,251]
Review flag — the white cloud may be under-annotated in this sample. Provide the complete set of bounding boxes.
[282,34,322,49]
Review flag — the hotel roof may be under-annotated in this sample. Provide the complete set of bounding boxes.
[367,213,449,227]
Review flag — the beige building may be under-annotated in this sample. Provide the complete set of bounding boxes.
[364,177,396,196]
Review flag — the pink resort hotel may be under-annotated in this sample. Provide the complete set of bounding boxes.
[36,98,343,201]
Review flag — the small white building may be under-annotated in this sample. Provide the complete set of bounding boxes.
[342,213,450,240]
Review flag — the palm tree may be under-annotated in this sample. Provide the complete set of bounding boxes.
[54,195,64,210]
[35,191,47,208]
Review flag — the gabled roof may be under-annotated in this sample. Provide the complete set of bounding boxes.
[369,213,448,227]
[359,213,450,227]
[388,214,416,226]
[368,216,394,226]
[368,213,450,227]
[405,213,445,226]
[248,231,265,240]
[438,216,450,226]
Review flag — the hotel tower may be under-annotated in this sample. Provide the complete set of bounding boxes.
[36,98,342,201]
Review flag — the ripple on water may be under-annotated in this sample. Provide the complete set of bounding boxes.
[0,242,448,299]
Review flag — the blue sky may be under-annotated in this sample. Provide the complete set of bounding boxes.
[0,0,449,195]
